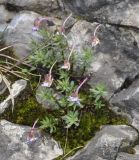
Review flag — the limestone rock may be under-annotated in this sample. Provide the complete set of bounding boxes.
[0,120,63,160]
[110,78,139,131]
[67,20,139,99]
[68,125,138,160]
[116,152,139,160]
[0,5,15,24]
[6,0,64,16]
[4,11,41,58]
[64,0,139,28]
[0,79,27,114]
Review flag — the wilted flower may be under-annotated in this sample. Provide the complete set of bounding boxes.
[41,61,57,87]
[42,74,53,87]
[92,24,101,47]
[68,77,88,106]
[92,36,100,47]
[61,60,71,70]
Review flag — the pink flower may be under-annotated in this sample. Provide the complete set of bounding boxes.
[32,17,54,31]
[68,77,88,106]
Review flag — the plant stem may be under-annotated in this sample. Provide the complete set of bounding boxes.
[64,128,69,155]
[60,146,83,160]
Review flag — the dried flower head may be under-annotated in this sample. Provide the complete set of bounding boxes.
[61,44,75,71]
[41,61,57,87]
[61,60,71,70]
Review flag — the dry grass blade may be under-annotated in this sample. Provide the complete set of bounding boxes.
[0,45,13,52]
[0,72,14,112]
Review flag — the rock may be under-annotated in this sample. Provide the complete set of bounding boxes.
[64,0,139,28]
[68,125,138,160]
[0,120,63,160]
[134,145,139,154]
[0,0,6,4]
[4,11,63,58]
[116,152,139,160]
[6,0,64,16]
[0,5,15,24]
[110,78,139,130]
[36,86,60,110]
[4,11,42,58]
[68,20,139,99]
[0,79,27,114]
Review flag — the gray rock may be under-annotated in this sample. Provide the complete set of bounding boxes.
[68,20,139,99]
[4,10,63,58]
[0,120,63,160]
[0,79,27,114]
[116,152,139,160]
[0,0,6,4]
[4,11,41,58]
[6,0,64,16]
[64,0,139,28]
[110,78,139,130]
[68,125,138,160]
[0,5,15,24]
[134,145,139,154]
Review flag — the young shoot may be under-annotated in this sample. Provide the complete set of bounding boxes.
[63,111,79,128]
[40,116,57,133]
[41,60,57,87]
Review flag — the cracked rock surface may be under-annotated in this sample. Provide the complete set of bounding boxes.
[68,125,138,160]
[67,20,139,99]
[64,0,139,28]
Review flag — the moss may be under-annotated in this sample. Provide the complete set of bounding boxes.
[0,81,128,160]
[0,82,48,126]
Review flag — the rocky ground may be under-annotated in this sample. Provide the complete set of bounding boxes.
[1,0,139,160]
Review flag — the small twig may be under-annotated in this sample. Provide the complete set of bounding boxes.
[0,45,13,52]
[0,54,32,67]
